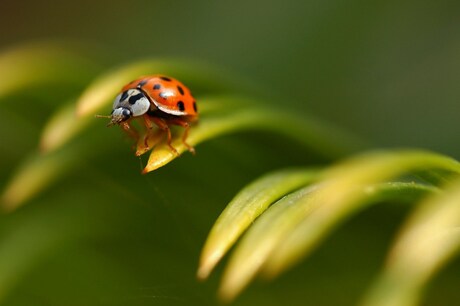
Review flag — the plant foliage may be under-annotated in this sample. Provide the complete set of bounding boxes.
[0,43,459,306]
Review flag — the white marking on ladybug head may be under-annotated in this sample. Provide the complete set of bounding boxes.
[108,107,132,126]
[112,93,122,109]
[112,89,150,117]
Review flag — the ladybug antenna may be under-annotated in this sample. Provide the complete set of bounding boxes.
[95,114,111,119]
[95,114,116,127]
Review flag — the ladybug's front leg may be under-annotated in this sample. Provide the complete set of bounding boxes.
[142,114,155,148]
[120,121,139,141]
[143,114,154,130]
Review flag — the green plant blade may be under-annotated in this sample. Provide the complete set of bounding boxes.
[0,147,82,212]
[197,168,318,280]
[218,181,438,302]
[360,180,460,306]
[5,93,362,209]
[134,95,248,156]
[143,102,366,173]
[262,150,460,278]
[217,185,316,302]
[40,102,91,152]
[218,150,459,301]
[11,93,240,209]
[143,109,263,173]
[0,42,99,99]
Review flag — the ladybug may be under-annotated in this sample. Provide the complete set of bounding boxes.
[99,75,198,154]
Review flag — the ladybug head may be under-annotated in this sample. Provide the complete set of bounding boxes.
[108,107,132,126]
[97,89,151,126]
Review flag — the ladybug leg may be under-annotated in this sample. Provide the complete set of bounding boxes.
[142,114,155,148]
[168,119,195,155]
[143,114,154,129]
[181,123,195,155]
[151,117,179,155]
[120,121,139,140]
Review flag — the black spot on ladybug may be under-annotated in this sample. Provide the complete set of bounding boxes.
[137,79,148,87]
[193,101,197,112]
[129,93,144,105]
[153,84,161,90]
[177,101,185,111]
[160,76,172,81]
[177,86,184,95]
[120,91,129,102]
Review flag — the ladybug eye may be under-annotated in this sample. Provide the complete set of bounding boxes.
[122,109,131,117]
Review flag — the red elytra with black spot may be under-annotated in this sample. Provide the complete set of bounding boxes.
[122,75,198,118]
[117,75,198,155]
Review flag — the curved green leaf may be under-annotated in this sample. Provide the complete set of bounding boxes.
[198,168,318,280]
[143,101,366,173]
[0,42,100,99]
[39,102,89,152]
[7,90,367,210]
[263,150,460,277]
[1,146,83,212]
[218,150,459,301]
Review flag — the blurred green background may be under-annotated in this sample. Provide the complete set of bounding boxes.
[0,0,459,305]
[2,0,459,156]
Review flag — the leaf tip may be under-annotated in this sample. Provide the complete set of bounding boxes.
[260,260,283,280]
[197,249,224,280]
[141,167,150,175]
[217,274,246,304]
[196,266,210,281]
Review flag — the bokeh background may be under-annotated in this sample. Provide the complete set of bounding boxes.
[2,0,459,155]
[0,0,459,305]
